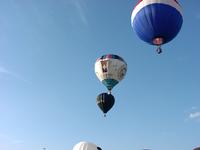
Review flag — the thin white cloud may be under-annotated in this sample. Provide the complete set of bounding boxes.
[0,66,10,74]
[70,0,88,26]
[0,133,24,145]
[190,112,200,119]
[196,13,200,19]
[0,66,31,84]
[192,106,198,110]
[13,139,24,144]
[184,107,200,122]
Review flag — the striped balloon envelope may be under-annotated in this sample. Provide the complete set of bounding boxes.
[131,0,183,54]
[95,54,127,91]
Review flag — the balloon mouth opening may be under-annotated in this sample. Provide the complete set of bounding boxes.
[153,37,164,45]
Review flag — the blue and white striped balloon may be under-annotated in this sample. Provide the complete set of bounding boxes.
[131,0,183,46]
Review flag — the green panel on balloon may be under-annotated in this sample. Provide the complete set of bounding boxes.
[102,79,119,90]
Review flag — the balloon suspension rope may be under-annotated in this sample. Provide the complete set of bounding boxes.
[156,45,162,54]
[104,113,106,117]
[108,90,112,95]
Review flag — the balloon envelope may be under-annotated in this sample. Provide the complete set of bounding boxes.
[73,141,102,150]
[95,54,127,91]
[131,0,183,45]
[97,93,115,115]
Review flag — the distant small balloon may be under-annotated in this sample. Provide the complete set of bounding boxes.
[73,141,102,150]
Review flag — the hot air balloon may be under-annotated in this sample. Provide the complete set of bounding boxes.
[73,141,102,150]
[131,0,183,54]
[95,54,127,93]
[194,147,200,150]
[97,93,115,117]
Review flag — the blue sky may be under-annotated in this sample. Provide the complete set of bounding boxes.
[0,0,200,150]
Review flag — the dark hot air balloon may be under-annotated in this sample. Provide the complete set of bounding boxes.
[96,93,115,117]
